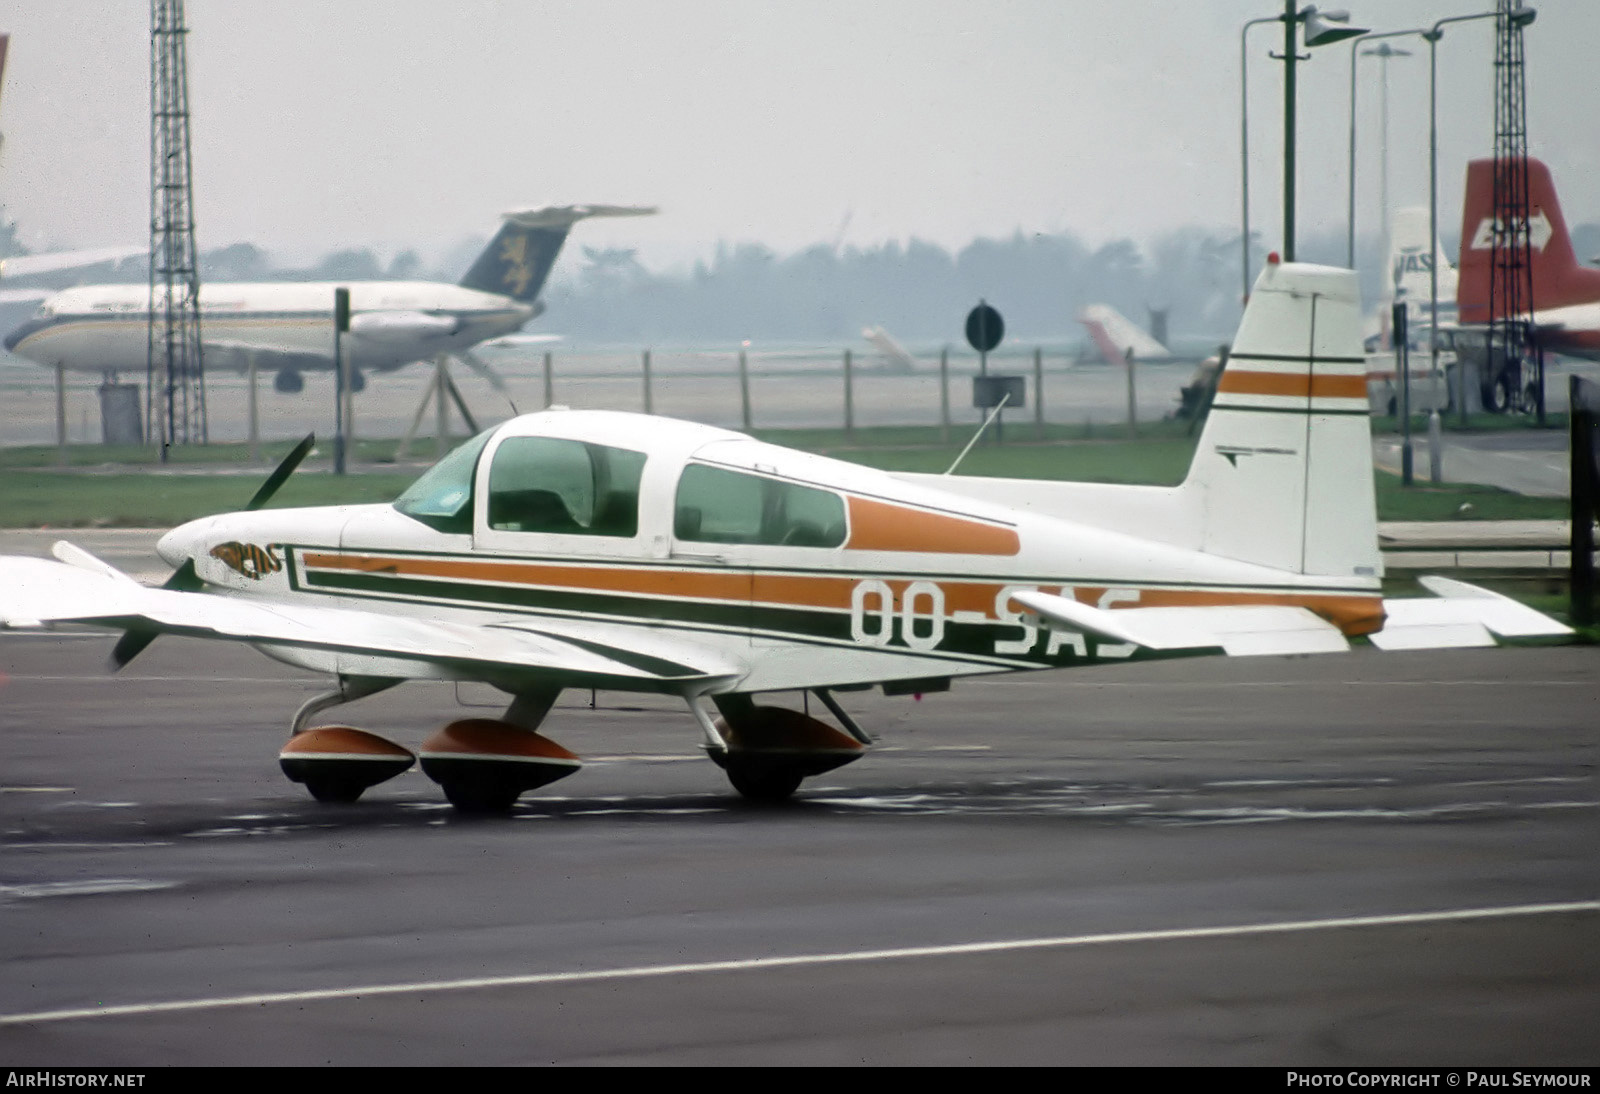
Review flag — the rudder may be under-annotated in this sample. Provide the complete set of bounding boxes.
[459,204,657,303]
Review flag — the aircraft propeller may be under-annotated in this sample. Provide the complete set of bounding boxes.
[108,433,316,670]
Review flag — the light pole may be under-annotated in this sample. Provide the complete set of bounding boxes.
[1426,6,1535,424]
[1240,15,1278,302]
[1278,4,1367,262]
[1346,29,1425,268]
[1243,5,1365,298]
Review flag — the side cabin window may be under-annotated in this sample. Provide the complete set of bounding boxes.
[486,437,646,537]
[674,463,846,548]
[392,428,494,534]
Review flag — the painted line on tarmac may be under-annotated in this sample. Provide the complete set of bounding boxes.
[2,899,1594,1027]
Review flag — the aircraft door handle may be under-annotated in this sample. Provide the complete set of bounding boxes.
[671,550,729,565]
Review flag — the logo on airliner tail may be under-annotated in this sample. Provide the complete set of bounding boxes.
[1468,211,1553,252]
[499,230,534,297]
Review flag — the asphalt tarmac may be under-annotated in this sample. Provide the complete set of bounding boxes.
[0,633,1594,1065]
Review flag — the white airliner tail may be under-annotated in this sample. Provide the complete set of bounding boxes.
[1388,206,1458,337]
[1077,304,1172,365]
[862,325,918,372]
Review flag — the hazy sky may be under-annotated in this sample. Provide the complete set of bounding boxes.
[2,1,1596,272]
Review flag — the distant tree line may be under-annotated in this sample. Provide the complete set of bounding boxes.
[10,205,1600,346]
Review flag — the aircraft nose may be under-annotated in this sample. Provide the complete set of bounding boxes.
[157,518,214,568]
[3,316,53,355]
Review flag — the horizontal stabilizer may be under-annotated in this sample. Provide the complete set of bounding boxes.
[501,204,658,229]
[1372,576,1573,650]
[1011,591,1349,657]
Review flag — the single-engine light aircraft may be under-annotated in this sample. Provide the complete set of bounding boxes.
[0,261,1570,811]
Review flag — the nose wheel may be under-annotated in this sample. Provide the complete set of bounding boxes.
[699,694,869,803]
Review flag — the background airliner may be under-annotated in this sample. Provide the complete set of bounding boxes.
[3,204,654,393]
[1457,156,1600,364]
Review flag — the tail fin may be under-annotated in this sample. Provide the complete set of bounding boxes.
[1389,206,1458,337]
[1182,261,1380,580]
[862,325,918,372]
[1077,304,1172,365]
[459,204,657,303]
[1458,157,1600,322]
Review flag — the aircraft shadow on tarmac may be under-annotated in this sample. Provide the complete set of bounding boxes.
[4,769,1578,846]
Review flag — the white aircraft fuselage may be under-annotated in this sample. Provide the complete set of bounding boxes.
[2,204,656,390]
[4,280,533,375]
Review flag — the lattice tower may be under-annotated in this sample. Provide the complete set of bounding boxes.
[148,0,206,453]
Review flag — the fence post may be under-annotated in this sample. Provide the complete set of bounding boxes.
[939,346,950,444]
[642,349,653,415]
[1125,350,1138,439]
[843,348,854,442]
[542,351,554,409]
[247,352,259,462]
[1571,375,1595,627]
[739,349,752,432]
[55,362,67,466]
[1033,346,1044,439]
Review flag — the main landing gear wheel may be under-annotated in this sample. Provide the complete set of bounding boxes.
[722,759,806,804]
[707,703,867,804]
[418,718,582,814]
[279,726,415,804]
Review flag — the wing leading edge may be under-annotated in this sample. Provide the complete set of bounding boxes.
[0,548,745,692]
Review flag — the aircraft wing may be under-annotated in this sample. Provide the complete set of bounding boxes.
[0,548,746,691]
[0,246,145,281]
[201,339,334,375]
[1013,577,1568,658]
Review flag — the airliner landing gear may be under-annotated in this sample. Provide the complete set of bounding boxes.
[694,692,869,803]
[417,690,581,813]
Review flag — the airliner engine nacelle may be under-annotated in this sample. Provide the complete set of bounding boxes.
[348,311,462,343]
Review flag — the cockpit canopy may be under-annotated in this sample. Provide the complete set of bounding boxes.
[391,413,847,549]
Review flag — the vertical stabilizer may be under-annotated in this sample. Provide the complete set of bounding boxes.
[1459,157,1600,321]
[1077,304,1172,365]
[459,204,656,303]
[1182,261,1379,580]
[1389,206,1458,335]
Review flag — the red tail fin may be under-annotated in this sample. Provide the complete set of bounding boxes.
[1458,157,1600,322]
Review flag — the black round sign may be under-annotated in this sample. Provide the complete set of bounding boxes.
[965,302,1004,353]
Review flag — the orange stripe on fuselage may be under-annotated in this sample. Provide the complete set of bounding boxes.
[844,497,1020,555]
[301,551,1383,636]
[1216,370,1368,400]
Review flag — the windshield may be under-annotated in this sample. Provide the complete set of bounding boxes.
[392,429,494,533]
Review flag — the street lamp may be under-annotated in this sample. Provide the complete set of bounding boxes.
[1346,29,1425,269]
[1280,5,1367,262]
[1242,4,1366,299]
[1240,14,1278,302]
[1426,6,1536,424]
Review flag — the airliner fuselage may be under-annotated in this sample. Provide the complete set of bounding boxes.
[4,281,533,376]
